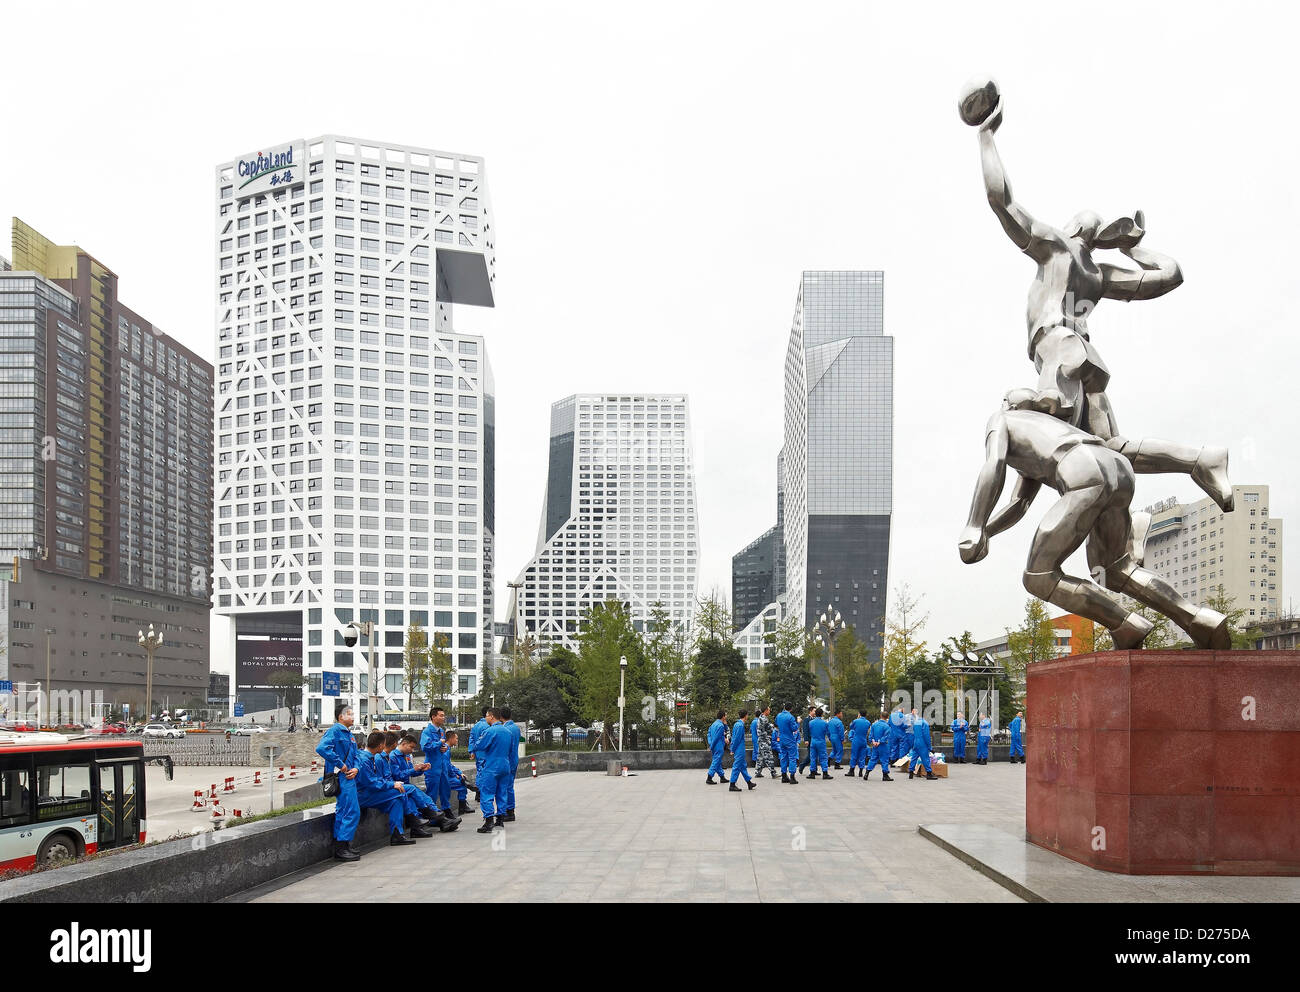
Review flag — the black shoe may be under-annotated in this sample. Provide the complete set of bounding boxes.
[706,776,718,785]
[405,815,434,838]
[476,820,494,833]
[333,840,360,862]
[925,772,938,780]
[780,773,789,783]
[822,772,832,781]
[788,774,798,785]
[390,829,416,846]
[504,811,516,822]
[493,815,506,829]
[807,770,818,779]
[729,783,742,792]
[459,799,476,814]
[747,780,756,790]
[863,769,872,780]
[908,768,914,779]
[882,774,893,781]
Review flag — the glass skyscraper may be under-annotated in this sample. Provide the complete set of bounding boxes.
[783,271,892,661]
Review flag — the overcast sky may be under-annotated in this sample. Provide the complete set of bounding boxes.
[3,1,1296,649]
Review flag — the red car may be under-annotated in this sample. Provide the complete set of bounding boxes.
[96,723,128,735]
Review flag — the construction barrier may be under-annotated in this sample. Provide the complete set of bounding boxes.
[530,758,537,779]
[190,791,207,812]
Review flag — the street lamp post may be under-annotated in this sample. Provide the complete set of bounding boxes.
[43,628,54,727]
[812,604,846,714]
[138,624,162,722]
[618,655,628,752]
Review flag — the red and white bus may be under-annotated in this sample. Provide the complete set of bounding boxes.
[0,736,151,871]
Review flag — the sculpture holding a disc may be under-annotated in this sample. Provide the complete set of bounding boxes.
[956,76,1232,650]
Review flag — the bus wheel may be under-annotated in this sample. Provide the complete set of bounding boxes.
[36,832,81,865]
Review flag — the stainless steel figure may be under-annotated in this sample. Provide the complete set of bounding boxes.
[964,76,1233,514]
[959,392,1230,650]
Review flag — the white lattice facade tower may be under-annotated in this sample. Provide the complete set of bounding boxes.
[212,136,496,724]
[511,394,699,652]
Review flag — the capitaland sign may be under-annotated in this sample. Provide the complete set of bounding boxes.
[233,140,305,195]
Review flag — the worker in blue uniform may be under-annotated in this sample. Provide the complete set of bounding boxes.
[846,711,871,777]
[1009,711,1025,764]
[807,708,831,780]
[443,731,478,813]
[888,707,907,763]
[316,703,363,861]
[976,712,992,765]
[468,708,490,777]
[706,710,728,784]
[499,707,520,820]
[358,730,430,844]
[728,709,756,791]
[474,708,512,832]
[828,709,846,769]
[797,706,815,774]
[865,712,894,781]
[393,732,461,829]
[950,713,970,764]
[419,707,460,824]
[909,709,937,780]
[750,712,761,775]
[775,704,800,785]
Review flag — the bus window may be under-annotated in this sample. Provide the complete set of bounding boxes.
[0,769,30,826]
[121,763,139,842]
[36,763,91,820]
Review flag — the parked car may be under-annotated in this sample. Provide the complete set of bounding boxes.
[142,723,183,739]
[233,725,267,736]
[94,723,128,735]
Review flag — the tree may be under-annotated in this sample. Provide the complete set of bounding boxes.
[1203,584,1253,649]
[686,639,748,738]
[1005,598,1059,693]
[1090,597,1177,652]
[827,625,873,716]
[402,622,431,707]
[267,670,308,714]
[692,590,733,649]
[427,632,454,707]
[509,633,539,676]
[880,584,929,689]
[576,599,648,751]
[641,602,684,748]
[761,652,815,715]
[768,613,807,660]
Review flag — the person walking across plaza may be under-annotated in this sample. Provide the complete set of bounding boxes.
[776,703,800,785]
[828,708,846,769]
[754,705,777,777]
[1009,711,1026,764]
[865,712,894,781]
[976,712,992,765]
[316,703,362,862]
[889,706,907,763]
[728,709,757,791]
[468,707,490,778]
[706,710,728,785]
[797,705,816,774]
[950,712,970,764]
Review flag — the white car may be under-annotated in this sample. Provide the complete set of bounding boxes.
[142,723,183,739]
[233,725,267,736]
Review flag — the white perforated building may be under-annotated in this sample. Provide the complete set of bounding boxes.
[211,135,496,725]
[509,394,699,652]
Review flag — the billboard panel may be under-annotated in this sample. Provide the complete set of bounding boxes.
[235,636,303,693]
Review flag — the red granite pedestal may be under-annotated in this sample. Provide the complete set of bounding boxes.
[1025,650,1300,875]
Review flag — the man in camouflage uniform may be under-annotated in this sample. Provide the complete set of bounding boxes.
[754,705,778,778]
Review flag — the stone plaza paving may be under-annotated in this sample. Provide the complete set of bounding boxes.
[230,764,1300,903]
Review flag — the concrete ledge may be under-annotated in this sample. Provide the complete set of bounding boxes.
[918,823,1047,903]
[0,803,393,904]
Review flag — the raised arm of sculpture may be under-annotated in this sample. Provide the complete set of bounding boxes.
[977,107,1056,262]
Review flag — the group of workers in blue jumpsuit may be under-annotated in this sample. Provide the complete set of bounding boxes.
[705,700,1029,786]
[317,701,524,862]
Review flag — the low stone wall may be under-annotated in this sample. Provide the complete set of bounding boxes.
[0,802,393,904]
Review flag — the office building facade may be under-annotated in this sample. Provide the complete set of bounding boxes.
[211,136,496,725]
[731,525,779,633]
[782,271,892,661]
[512,394,698,652]
[0,220,212,714]
[1142,486,1283,624]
